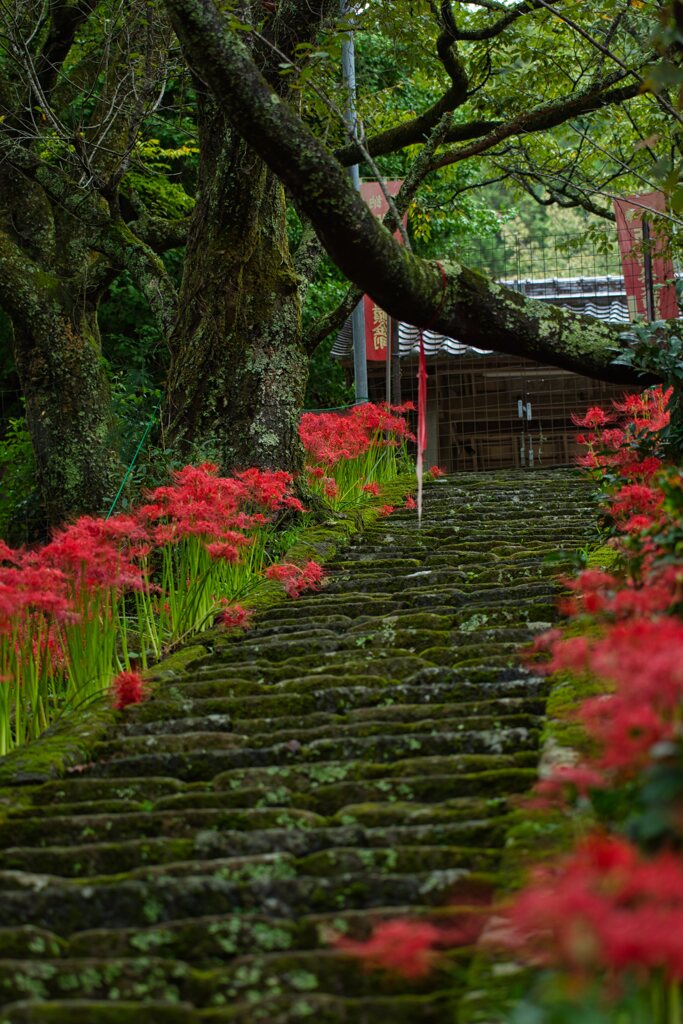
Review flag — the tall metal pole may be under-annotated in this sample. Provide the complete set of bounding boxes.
[341,2,368,404]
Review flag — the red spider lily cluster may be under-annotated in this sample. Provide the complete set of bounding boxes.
[300,402,414,465]
[572,385,671,481]
[335,916,488,977]
[0,463,323,753]
[300,402,414,510]
[495,384,683,1015]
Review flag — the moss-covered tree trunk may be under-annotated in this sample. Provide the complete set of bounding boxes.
[0,219,121,528]
[166,102,307,473]
[11,304,120,528]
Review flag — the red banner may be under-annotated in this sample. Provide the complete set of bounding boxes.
[363,297,389,361]
[360,180,404,361]
[613,192,678,320]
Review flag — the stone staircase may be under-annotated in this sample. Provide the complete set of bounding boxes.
[0,470,597,1023]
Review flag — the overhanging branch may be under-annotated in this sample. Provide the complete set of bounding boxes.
[164,0,659,387]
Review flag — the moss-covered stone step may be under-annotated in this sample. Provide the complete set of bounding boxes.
[0,813,512,879]
[130,672,550,716]
[0,991,455,1023]
[85,724,539,776]
[117,695,544,740]
[60,903,477,961]
[3,770,530,835]
[0,867,499,933]
[112,684,548,733]
[35,845,502,891]
[0,946,471,1005]
[90,711,541,762]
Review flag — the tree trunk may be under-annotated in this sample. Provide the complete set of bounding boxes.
[12,305,121,529]
[0,211,122,528]
[167,103,307,473]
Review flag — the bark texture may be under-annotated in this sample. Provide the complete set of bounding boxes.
[166,101,307,472]
[0,209,120,526]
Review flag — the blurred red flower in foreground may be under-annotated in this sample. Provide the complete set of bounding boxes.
[502,834,683,980]
[334,911,487,977]
[336,920,441,977]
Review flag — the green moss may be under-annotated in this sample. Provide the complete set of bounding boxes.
[0,706,116,787]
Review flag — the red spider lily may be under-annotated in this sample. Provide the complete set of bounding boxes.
[301,403,413,510]
[112,669,146,710]
[571,407,613,428]
[36,515,147,592]
[534,616,683,775]
[265,560,324,598]
[428,465,445,478]
[501,834,683,981]
[609,484,664,532]
[205,542,242,563]
[573,387,672,488]
[138,463,298,542]
[377,505,394,517]
[405,495,417,509]
[613,386,673,435]
[0,564,72,628]
[216,604,254,630]
[323,477,338,499]
[557,568,679,620]
[578,696,673,772]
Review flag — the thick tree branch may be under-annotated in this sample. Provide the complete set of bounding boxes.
[334,4,471,167]
[0,228,57,328]
[433,76,641,169]
[445,0,558,42]
[305,113,452,352]
[164,0,657,387]
[128,211,191,252]
[304,282,361,355]
[100,220,179,336]
[335,117,499,168]
[36,0,100,95]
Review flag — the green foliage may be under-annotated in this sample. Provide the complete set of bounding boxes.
[305,334,354,411]
[123,138,197,218]
[510,971,678,1024]
[0,412,40,544]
